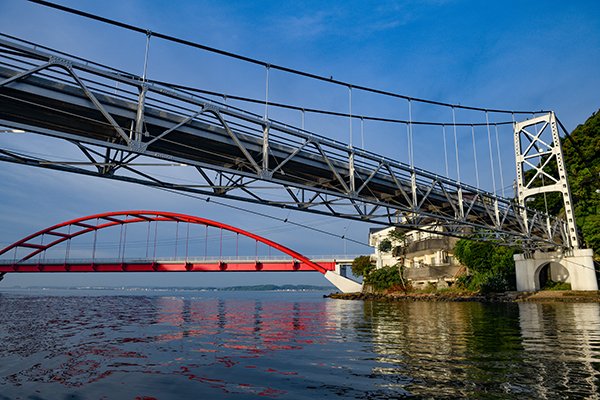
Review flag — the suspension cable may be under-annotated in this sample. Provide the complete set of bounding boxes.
[471,124,480,187]
[92,221,98,262]
[495,123,506,197]
[452,107,461,183]
[142,77,518,128]
[66,224,71,262]
[204,225,208,260]
[0,44,519,128]
[185,222,190,262]
[153,219,158,259]
[486,111,497,195]
[174,220,179,259]
[442,124,449,178]
[145,220,151,258]
[360,117,365,149]
[348,86,353,147]
[142,30,151,82]
[408,99,414,168]
[40,233,45,264]
[123,219,129,261]
[264,65,269,120]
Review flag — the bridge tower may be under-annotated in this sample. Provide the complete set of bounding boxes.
[513,112,597,291]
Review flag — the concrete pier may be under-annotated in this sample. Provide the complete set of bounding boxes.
[514,249,598,291]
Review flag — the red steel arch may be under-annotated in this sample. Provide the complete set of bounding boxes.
[0,211,328,274]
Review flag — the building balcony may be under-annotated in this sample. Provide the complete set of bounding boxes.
[405,263,462,281]
[393,236,459,258]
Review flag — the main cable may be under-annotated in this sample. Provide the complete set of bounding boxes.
[0,40,518,128]
[27,0,549,115]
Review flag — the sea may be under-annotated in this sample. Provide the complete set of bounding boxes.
[1,287,599,399]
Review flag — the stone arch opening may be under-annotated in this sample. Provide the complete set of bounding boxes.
[536,261,570,289]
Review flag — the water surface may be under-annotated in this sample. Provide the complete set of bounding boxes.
[1,288,599,399]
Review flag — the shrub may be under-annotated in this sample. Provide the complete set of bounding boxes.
[543,280,572,291]
[453,238,517,292]
[365,265,402,291]
[477,273,511,293]
[455,274,472,290]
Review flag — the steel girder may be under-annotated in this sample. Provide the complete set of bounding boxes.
[0,34,568,249]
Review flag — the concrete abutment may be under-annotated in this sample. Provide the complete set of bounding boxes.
[514,249,598,291]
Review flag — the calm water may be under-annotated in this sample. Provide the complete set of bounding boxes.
[1,289,599,399]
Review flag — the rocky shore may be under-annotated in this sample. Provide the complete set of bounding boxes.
[326,290,600,303]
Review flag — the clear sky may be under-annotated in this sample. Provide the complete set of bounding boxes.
[0,0,599,287]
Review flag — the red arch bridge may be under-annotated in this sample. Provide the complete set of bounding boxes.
[0,211,362,293]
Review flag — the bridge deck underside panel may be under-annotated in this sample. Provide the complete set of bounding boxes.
[0,261,337,273]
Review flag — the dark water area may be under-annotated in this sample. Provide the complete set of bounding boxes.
[1,289,599,399]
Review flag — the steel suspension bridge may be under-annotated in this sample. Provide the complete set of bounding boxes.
[0,1,588,291]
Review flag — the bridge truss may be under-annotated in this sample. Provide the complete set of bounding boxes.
[0,33,572,250]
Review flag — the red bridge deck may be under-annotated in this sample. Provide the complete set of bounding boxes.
[0,260,338,273]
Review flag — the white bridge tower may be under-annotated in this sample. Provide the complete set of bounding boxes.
[513,112,597,291]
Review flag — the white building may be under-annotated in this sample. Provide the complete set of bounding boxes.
[369,226,463,288]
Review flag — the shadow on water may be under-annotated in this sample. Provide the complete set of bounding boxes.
[0,291,599,399]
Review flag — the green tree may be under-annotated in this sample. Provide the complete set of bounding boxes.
[378,238,392,253]
[581,214,600,255]
[453,239,517,293]
[351,255,375,278]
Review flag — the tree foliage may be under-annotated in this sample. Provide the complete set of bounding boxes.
[453,239,517,293]
[351,255,375,278]
[377,238,392,253]
[364,265,403,290]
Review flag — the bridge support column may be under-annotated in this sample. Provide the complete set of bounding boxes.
[514,249,598,291]
[324,270,363,293]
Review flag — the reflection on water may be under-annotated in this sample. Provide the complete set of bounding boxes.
[360,301,600,399]
[0,291,599,399]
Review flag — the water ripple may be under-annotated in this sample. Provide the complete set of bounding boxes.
[1,292,600,399]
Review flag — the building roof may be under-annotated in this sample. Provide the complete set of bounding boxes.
[369,226,390,235]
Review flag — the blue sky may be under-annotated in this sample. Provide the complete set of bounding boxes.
[0,0,598,287]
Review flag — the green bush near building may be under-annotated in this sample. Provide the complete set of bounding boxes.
[453,239,518,293]
[365,265,403,291]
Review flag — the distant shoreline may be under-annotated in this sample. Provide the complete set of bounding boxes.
[326,290,600,303]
